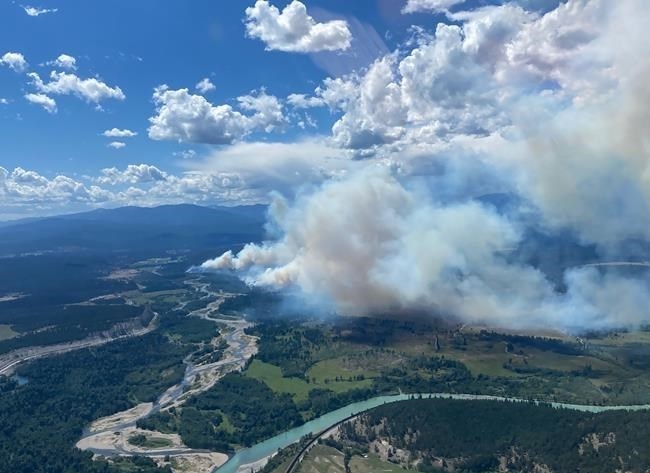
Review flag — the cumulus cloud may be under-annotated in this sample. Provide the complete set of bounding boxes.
[0,162,262,220]
[245,0,352,53]
[402,0,465,14]
[148,86,284,144]
[24,93,57,113]
[0,167,110,216]
[97,164,167,185]
[28,71,125,103]
[196,78,216,94]
[174,149,197,160]
[47,54,77,70]
[237,90,286,132]
[0,52,28,72]
[102,128,137,138]
[289,0,627,156]
[21,5,58,16]
[107,141,126,149]
[287,93,326,109]
[187,138,350,199]
[94,165,256,208]
[305,5,533,152]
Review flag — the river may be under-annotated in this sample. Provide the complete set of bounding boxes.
[214,392,650,473]
[76,279,650,471]
[77,282,258,462]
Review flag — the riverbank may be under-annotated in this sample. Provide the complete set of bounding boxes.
[0,313,158,376]
[77,286,258,473]
[213,392,650,473]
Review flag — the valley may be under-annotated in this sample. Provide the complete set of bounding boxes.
[1,206,650,473]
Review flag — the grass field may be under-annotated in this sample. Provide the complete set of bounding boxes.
[349,454,412,473]
[122,289,187,305]
[127,434,173,449]
[307,358,375,393]
[297,445,345,473]
[216,410,236,434]
[244,360,312,401]
[0,324,18,341]
[245,359,375,401]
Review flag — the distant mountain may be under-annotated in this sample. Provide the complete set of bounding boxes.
[0,204,267,256]
[0,216,43,228]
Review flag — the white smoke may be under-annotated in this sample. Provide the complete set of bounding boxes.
[201,0,650,332]
[201,168,650,332]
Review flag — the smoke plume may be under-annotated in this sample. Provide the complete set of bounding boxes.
[202,167,650,332]
[201,0,650,332]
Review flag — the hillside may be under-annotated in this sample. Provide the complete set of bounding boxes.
[0,204,267,256]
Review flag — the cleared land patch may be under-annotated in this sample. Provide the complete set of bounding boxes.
[245,359,376,401]
[296,445,345,473]
[0,325,18,341]
[307,358,375,393]
[350,454,411,473]
[245,360,312,401]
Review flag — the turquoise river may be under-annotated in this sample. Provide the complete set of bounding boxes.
[213,392,650,473]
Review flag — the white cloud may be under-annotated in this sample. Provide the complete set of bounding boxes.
[0,98,8,105]
[0,167,109,214]
[185,139,352,201]
[142,172,250,204]
[97,164,167,185]
[148,86,284,144]
[245,0,352,53]
[47,54,77,70]
[21,5,58,16]
[91,164,257,208]
[402,0,465,14]
[334,56,409,149]
[237,90,286,132]
[315,76,359,109]
[28,71,125,103]
[0,52,28,72]
[196,78,216,94]
[287,93,326,109]
[107,141,126,149]
[497,0,611,104]
[0,162,263,220]
[311,0,619,154]
[24,93,57,113]
[173,149,197,160]
[102,128,137,138]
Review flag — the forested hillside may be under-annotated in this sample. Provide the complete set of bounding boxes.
[337,398,650,472]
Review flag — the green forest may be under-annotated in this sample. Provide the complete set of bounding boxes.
[0,332,194,473]
[338,398,650,472]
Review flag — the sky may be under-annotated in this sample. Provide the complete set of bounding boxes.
[0,0,441,219]
[0,0,567,220]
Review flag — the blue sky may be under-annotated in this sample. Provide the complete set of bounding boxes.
[0,0,447,176]
[0,0,646,227]
[1,1,347,172]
